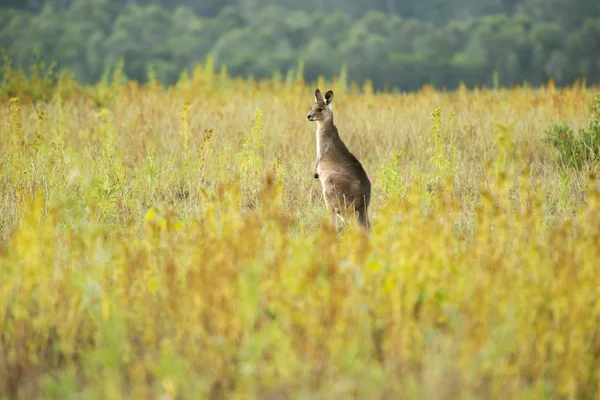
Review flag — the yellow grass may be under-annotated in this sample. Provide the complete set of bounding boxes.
[1,65,600,399]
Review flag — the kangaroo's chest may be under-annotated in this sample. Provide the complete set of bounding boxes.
[316,138,332,157]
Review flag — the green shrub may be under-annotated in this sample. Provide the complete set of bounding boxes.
[544,94,600,169]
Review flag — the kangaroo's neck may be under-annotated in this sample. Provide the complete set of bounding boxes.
[315,119,339,159]
[316,119,337,139]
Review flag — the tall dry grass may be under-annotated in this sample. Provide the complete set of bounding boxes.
[1,62,600,399]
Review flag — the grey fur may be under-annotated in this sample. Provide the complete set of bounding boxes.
[306,89,371,232]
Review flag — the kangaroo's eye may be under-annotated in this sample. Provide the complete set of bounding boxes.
[317,108,323,112]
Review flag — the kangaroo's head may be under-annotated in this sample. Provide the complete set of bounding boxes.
[306,88,334,122]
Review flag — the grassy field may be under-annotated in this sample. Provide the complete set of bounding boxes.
[2,61,600,399]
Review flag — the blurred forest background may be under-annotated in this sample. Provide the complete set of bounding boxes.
[1,0,599,91]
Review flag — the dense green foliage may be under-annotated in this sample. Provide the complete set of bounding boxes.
[1,0,600,90]
[544,95,600,170]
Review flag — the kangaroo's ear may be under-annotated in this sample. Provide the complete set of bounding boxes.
[314,88,324,102]
[324,90,334,105]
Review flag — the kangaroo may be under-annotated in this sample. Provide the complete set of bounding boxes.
[306,88,371,232]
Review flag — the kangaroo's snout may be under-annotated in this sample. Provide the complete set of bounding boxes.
[306,113,314,121]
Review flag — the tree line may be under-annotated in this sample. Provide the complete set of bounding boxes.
[1,0,599,91]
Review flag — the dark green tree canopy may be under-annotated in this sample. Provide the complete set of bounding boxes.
[1,0,599,90]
